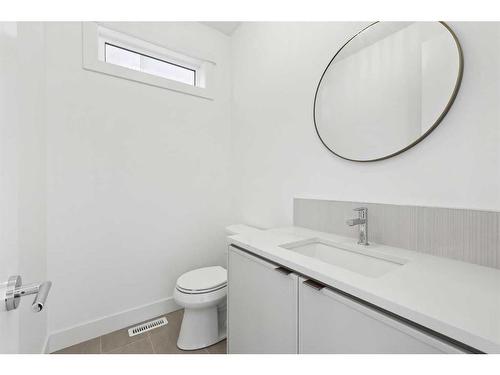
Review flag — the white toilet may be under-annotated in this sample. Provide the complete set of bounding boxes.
[174,266,227,350]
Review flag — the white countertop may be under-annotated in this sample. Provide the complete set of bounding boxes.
[227,226,500,353]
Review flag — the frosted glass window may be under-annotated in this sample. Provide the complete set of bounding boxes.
[104,43,196,86]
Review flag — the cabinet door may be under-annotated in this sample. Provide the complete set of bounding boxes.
[228,246,298,353]
[298,278,466,354]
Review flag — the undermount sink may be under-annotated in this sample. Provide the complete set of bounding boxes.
[280,238,407,278]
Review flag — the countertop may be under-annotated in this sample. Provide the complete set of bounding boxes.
[227,226,500,353]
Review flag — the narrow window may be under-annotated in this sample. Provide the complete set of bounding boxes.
[104,43,196,86]
[96,26,203,88]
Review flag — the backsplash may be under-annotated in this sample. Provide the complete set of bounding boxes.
[294,198,500,269]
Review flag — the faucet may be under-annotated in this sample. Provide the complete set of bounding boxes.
[346,207,369,246]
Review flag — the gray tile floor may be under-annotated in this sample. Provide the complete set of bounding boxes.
[53,309,227,354]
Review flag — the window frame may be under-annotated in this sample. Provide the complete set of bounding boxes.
[82,22,215,100]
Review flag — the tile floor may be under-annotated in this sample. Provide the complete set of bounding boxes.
[53,309,227,354]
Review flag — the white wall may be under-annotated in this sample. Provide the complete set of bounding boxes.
[45,22,233,337]
[230,22,500,229]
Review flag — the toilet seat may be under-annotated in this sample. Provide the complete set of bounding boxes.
[176,283,227,295]
[176,266,227,294]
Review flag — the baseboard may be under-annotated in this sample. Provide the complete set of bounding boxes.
[46,296,180,353]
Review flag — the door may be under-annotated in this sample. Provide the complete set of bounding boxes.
[0,21,21,353]
[227,246,298,353]
[298,277,466,353]
[0,22,48,354]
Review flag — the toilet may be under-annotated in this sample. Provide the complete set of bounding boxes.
[174,266,227,350]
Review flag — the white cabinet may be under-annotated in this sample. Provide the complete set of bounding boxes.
[227,246,298,353]
[227,246,470,354]
[298,277,465,354]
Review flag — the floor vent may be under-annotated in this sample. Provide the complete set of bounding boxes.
[128,317,168,337]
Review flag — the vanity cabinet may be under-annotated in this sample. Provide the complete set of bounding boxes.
[298,278,465,354]
[228,245,471,354]
[227,246,298,354]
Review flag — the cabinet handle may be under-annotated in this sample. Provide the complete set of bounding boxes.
[303,279,325,291]
[274,266,293,275]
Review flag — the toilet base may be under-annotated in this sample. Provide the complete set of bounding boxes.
[177,306,226,350]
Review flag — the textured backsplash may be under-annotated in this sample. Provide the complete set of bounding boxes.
[294,198,500,269]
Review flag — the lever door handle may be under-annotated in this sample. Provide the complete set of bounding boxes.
[3,275,52,312]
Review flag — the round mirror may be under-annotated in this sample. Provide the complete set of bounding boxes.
[314,22,463,162]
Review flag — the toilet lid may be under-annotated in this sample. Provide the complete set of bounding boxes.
[176,266,227,292]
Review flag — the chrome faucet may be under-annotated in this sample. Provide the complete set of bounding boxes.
[346,207,369,246]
